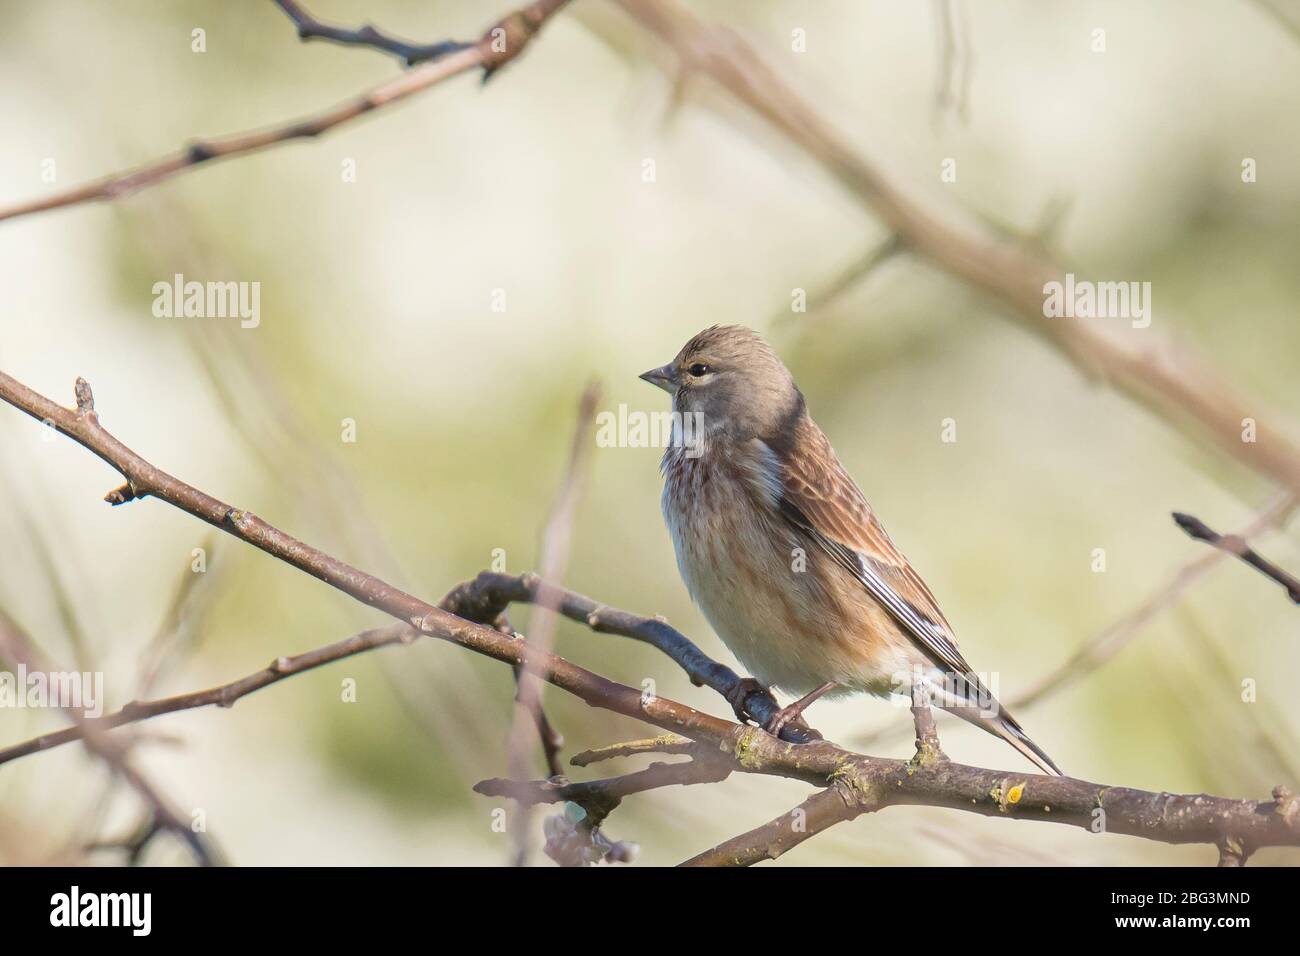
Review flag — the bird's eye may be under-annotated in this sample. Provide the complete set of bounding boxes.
[688,363,711,377]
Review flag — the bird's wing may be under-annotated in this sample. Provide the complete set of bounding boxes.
[760,425,978,683]
[752,426,1063,775]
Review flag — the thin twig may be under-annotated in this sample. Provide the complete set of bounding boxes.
[0,623,415,767]
[506,380,602,864]
[932,0,973,124]
[0,610,219,865]
[910,682,944,764]
[1011,494,1297,709]
[610,0,1300,494]
[570,734,696,766]
[1248,0,1300,45]
[855,493,1295,753]
[475,756,730,822]
[1173,511,1300,604]
[679,785,864,866]
[511,654,567,779]
[272,0,470,65]
[771,234,902,327]
[135,533,222,696]
[3,371,1298,862]
[0,0,572,224]
[440,572,821,743]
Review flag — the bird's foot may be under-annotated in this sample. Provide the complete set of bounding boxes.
[763,704,802,738]
[724,677,767,724]
[762,681,836,739]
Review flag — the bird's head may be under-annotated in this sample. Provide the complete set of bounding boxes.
[640,325,802,441]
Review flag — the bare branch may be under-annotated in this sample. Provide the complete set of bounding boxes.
[510,652,567,779]
[771,234,902,328]
[506,380,602,864]
[570,734,696,766]
[910,682,945,764]
[0,623,415,767]
[1248,0,1300,45]
[0,0,572,224]
[1173,511,1300,605]
[0,610,220,865]
[271,0,471,66]
[856,492,1295,754]
[3,370,1298,863]
[475,757,731,821]
[1011,494,1296,709]
[932,0,974,124]
[440,571,821,743]
[680,784,864,866]
[611,0,1300,495]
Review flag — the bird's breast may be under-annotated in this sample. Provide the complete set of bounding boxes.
[660,447,896,694]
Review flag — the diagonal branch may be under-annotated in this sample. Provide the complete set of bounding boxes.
[271,0,471,66]
[510,651,567,778]
[440,571,821,743]
[610,0,1300,495]
[0,0,572,224]
[506,381,601,864]
[0,369,742,752]
[679,784,864,866]
[475,755,731,823]
[686,692,947,867]
[1010,494,1297,709]
[2,370,1298,863]
[1173,511,1300,605]
[0,610,221,865]
[856,493,1295,753]
[570,734,696,766]
[0,623,415,767]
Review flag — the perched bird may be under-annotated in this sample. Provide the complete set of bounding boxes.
[641,325,1062,775]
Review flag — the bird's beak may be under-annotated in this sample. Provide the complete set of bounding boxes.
[638,363,677,393]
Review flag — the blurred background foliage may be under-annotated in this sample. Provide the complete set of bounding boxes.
[0,0,1298,865]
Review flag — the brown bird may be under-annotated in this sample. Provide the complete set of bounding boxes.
[641,324,1062,775]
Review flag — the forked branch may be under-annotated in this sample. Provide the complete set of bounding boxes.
[1,370,1297,865]
[0,0,572,223]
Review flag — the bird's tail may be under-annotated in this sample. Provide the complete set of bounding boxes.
[927,677,1063,776]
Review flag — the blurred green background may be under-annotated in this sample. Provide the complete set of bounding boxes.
[1,0,1298,865]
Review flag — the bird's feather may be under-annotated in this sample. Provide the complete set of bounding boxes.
[763,420,977,682]
[757,421,1063,775]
